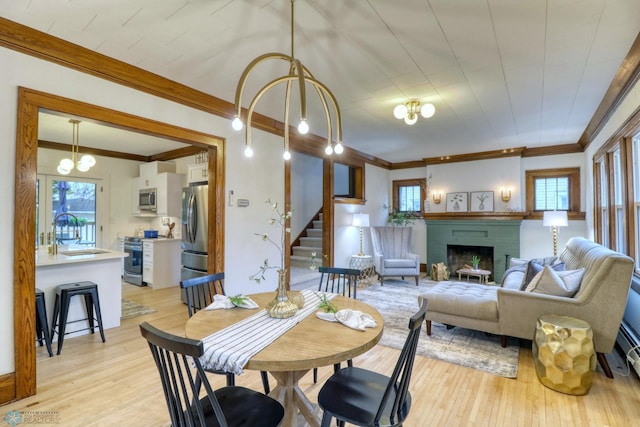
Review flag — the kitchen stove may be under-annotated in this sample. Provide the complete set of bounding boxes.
[123,236,144,286]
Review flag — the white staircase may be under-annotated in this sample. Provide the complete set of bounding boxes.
[291,213,323,268]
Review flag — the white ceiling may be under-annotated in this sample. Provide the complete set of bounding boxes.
[4,0,640,163]
[38,111,192,157]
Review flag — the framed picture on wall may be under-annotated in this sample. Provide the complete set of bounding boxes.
[470,191,494,212]
[446,192,468,212]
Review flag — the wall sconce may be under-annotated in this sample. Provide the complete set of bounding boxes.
[432,192,442,204]
[500,189,511,202]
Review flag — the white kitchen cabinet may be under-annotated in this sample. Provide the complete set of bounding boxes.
[142,238,181,289]
[131,177,142,215]
[155,172,183,217]
[132,172,183,217]
[187,163,208,183]
[140,160,176,180]
[118,236,125,276]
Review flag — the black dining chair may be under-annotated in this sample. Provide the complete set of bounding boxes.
[317,299,428,427]
[317,266,360,298]
[139,322,284,427]
[313,266,361,383]
[180,273,271,395]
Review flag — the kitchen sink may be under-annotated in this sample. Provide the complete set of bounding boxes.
[59,249,110,256]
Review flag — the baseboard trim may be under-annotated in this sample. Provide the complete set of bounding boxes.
[0,372,16,405]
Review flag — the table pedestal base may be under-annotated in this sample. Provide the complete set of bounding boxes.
[270,370,321,427]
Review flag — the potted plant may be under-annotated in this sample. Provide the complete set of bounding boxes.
[471,256,480,270]
[383,205,416,226]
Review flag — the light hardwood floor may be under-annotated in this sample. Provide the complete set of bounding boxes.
[3,283,640,426]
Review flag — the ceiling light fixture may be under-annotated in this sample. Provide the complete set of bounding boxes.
[231,0,343,160]
[393,100,435,125]
[57,119,96,175]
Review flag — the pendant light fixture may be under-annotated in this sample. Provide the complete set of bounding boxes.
[57,119,96,175]
[231,0,343,160]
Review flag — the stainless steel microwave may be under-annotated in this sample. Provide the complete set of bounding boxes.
[139,188,157,211]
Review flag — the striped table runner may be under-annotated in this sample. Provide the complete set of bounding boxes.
[199,289,335,375]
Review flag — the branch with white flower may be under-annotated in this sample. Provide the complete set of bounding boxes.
[249,199,291,284]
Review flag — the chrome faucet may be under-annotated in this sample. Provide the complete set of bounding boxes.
[51,212,79,255]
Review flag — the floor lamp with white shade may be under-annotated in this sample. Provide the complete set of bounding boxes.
[543,211,568,256]
[352,213,370,256]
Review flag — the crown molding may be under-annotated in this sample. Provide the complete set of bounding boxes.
[422,147,525,166]
[522,143,583,157]
[390,143,586,169]
[0,17,385,168]
[1,17,637,171]
[578,32,640,149]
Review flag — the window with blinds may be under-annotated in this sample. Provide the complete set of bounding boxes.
[399,185,421,212]
[525,168,580,218]
[534,177,569,211]
[392,178,426,214]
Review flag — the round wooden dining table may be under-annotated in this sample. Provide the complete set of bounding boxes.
[185,292,384,427]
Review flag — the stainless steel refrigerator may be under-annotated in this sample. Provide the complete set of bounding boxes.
[181,183,208,302]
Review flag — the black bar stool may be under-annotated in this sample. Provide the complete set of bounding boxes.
[35,288,53,357]
[51,281,105,355]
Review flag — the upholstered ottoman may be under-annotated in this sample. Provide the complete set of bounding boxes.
[419,281,506,346]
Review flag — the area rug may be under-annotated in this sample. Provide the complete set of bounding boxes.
[357,279,520,378]
[121,299,157,320]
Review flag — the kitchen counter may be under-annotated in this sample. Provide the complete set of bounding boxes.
[141,237,181,243]
[36,247,128,342]
[36,247,128,267]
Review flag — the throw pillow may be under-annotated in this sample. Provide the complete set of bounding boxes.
[524,266,585,297]
[501,265,527,289]
[519,259,566,291]
[508,257,529,268]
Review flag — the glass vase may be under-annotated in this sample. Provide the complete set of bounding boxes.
[287,290,305,308]
[266,269,298,319]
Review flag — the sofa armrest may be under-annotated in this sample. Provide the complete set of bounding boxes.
[406,252,420,265]
[372,252,383,272]
[497,288,588,341]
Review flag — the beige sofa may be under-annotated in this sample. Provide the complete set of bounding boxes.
[419,237,634,377]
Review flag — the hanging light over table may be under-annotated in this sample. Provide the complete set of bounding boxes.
[57,119,96,175]
[231,0,343,160]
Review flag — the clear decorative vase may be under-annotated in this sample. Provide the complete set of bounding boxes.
[287,290,305,308]
[266,269,298,319]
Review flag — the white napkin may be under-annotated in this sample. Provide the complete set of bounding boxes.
[316,309,377,331]
[205,294,259,310]
[316,311,339,322]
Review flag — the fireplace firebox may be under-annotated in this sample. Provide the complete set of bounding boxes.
[447,244,494,281]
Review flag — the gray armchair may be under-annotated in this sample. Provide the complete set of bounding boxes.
[370,226,420,285]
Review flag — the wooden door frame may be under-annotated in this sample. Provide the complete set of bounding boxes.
[12,87,225,400]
